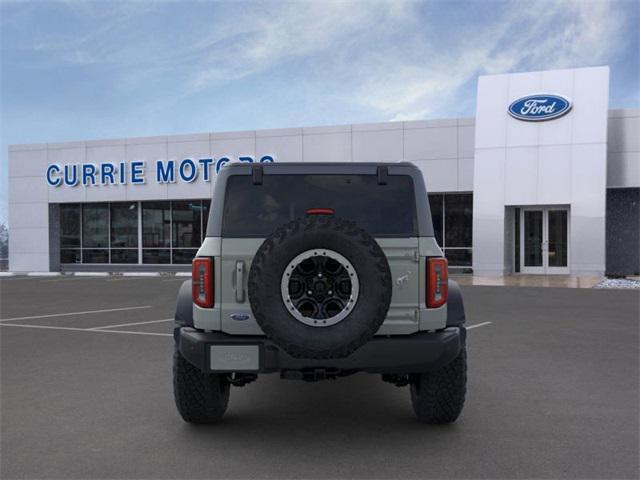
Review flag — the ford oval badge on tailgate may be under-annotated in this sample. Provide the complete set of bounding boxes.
[230,313,250,321]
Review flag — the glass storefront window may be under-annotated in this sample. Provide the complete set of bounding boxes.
[172,248,198,264]
[142,202,171,248]
[111,249,138,264]
[428,194,444,247]
[111,202,138,248]
[444,194,473,247]
[443,248,472,267]
[202,200,211,234]
[428,193,473,267]
[59,199,211,265]
[82,204,109,248]
[172,201,202,248]
[82,249,109,264]
[143,249,170,264]
[60,249,81,264]
[60,204,81,248]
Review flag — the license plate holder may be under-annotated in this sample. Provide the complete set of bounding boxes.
[209,345,260,371]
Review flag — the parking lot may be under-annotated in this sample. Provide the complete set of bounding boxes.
[1,275,638,479]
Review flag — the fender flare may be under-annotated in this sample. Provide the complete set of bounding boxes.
[174,280,193,341]
[446,279,466,327]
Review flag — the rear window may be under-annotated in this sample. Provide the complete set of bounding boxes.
[222,174,417,237]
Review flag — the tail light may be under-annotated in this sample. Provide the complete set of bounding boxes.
[192,257,214,308]
[427,257,448,308]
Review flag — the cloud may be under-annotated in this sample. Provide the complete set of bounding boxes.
[351,0,627,121]
[189,1,416,89]
[2,0,631,122]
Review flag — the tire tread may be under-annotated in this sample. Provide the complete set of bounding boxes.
[410,347,467,424]
[248,216,391,359]
[173,350,230,423]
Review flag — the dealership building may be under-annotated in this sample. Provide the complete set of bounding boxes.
[7,66,640,276]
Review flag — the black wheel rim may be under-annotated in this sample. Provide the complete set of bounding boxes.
[281,249,359,327]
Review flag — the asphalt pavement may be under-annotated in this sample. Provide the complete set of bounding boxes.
[1,276,638,479]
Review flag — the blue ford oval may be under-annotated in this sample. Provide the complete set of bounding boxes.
[508,94,572,121]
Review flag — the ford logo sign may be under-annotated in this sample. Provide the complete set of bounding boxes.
[508,94,572,121]
[230,313,250,321]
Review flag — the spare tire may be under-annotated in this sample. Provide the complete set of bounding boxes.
[248,215,392,359]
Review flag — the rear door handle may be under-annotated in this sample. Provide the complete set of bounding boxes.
[235,261,245,302]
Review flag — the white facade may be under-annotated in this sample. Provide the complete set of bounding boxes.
[7,66,640,275]
[473,66,610,276]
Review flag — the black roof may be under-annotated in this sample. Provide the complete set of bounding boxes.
[224,161,417,169]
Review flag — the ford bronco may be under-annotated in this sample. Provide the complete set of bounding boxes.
[173,162,467,424]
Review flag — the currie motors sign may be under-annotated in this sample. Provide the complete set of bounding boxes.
[46,155,275,187]
[508,94,572,121]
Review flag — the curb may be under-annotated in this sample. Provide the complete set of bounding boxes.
[120,272,161,277]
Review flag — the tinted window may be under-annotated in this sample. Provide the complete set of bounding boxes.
[82,204,109,247]
[444,194,473,247]
[428,194,443,247]
[111,249,138,264]
[142,202,170,248]
[111,202,138,248]
[60,204,81,248]
[82,249,109,263]
[222,174,417,237]
[172,201,202,248]
[444,248,472,266]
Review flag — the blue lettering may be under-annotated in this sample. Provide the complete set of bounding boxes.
[82,164,97,186]
[156,160,175,183]
[179,158,197,183]
[130,161,145,184]
[100,162,115,185]
[198,158,213,182]
[64,164,78,186]
[239,156,254,163]
[260,155,274,163]
[119,161,126,184]
[46,164,61,187]
[215,157,231,174]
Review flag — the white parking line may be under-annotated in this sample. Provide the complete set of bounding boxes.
[467,321,493,329]
[0,323,171,337]
[41,276,110,283]
[0,305,152,323]
[90,318,173,330]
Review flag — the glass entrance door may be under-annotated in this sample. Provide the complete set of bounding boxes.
[522,210,545,274]
[519,207,569,274]
[546,209,569,273]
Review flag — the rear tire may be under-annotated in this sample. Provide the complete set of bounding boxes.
[410,346,467,424]
[173,349,230,424]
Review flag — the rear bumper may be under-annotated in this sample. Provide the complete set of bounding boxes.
[175,326,464,375]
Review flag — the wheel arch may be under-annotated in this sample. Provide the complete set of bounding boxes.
[446,279,466,327]
[174,279,193,341]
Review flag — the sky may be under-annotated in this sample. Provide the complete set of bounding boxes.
[1,0,638,225]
